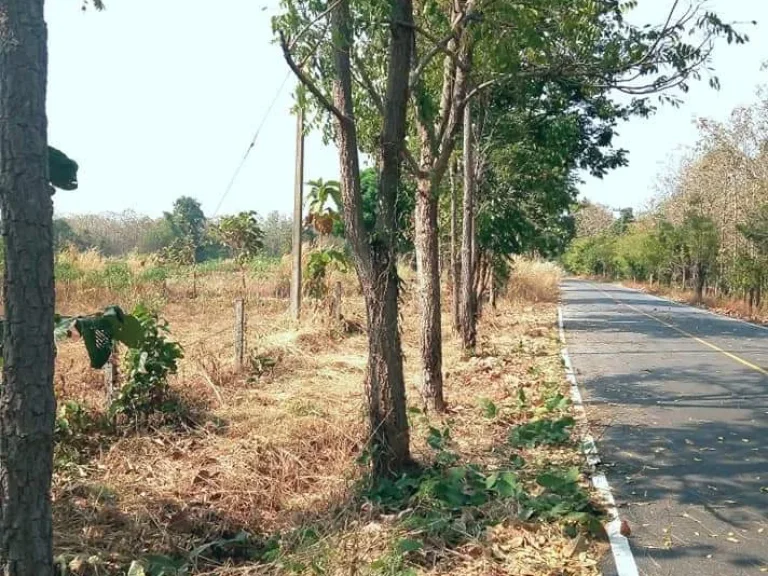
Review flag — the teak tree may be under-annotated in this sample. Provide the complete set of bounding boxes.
[409,0,748,405]
[0,1,56,573]
[275,0,415,475]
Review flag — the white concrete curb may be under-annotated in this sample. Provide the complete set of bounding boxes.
[558,306,639,576]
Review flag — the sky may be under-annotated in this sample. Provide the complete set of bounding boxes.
[46,0,768,219]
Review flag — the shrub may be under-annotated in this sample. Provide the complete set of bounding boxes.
[54,260,83,283]
[110,305,183,421]
[103,261,134,290]
[138,265,168,284]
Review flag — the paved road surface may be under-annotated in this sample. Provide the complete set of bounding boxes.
[561,279,768,576]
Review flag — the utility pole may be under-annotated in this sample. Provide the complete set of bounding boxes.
[291,106,305,320]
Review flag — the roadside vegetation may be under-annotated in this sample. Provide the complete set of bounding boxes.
[562,85,768,322]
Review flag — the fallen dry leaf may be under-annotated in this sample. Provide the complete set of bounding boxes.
[620,520,631,537]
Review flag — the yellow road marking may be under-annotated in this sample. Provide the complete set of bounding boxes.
[591,283,768,378]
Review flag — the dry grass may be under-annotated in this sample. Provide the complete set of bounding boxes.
[507,258,563,304]
[51,262,605,575]
[622,280,768,324]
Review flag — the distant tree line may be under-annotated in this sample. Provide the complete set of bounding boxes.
[564,89,768,308]
[53,196,294,262]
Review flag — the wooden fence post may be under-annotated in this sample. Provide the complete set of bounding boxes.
[234,298,245,372]
[331,281,343,321]
[104,352,118,405]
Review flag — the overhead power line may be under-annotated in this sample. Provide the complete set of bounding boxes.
[212,70,292,217]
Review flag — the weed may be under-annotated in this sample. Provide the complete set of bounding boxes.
[54,400,90,441]
[478,397,498,418]
[522,467,604,532]
[544,392,571,413]
[509,416,575,448]
[103,262,134,291]
[246,350,278,383]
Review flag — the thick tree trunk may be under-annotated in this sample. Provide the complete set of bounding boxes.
[415,178,445,412]
[327,0,413,473]
[0,1,56,574]
[449,160,460,334]
[459,104,476,350]
[363,253,410,474]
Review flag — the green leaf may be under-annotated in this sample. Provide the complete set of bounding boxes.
[479,397,498,418]
[545,393,570,412]
[495,475,519,497]
[396,538,423,554]
[115,314,144,348]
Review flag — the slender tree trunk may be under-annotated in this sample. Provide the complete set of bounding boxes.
[415,178,445,412]
[410,7,473,411]
[326,0,413,474]
[290,107,304,320]
[489,265,497,310]
[0,1,56,574]
[694,263,704,304]
[459,104,476,350]
[449,160,460,333]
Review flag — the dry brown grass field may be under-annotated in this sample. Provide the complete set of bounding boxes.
[48,257,607,575]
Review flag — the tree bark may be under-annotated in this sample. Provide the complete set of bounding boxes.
[459,104,476,350]
[0,1,56,574]
[694,263,705,304]
[489,266,497,309]
[327,0,413,474]
[449,160,460,333]
[410,7,474,411]
[415,177,445,412]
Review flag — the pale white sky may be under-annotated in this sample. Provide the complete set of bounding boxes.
[47,0,767,218]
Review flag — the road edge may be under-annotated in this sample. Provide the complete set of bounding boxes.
[557,305,639,576]
[616,282,768,332]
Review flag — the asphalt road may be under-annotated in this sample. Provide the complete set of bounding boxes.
[561,279,768,576]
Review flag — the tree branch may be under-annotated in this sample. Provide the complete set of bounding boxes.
[352,53,385,115]
[409,30,459,88]
[287,0,345,52]
[396,20,466,71]
[279,30,346,123]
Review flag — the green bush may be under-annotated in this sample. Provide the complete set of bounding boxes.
[54,260,83,283]
[138,266,168,284]
[110,305,183,420]
[249,256,282,278]
[103,262,133,290]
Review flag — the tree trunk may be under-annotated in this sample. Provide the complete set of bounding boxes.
[363,252,410,474]
[0,1,56,574]
[409,8,474,410]
[694,263,704,304]
[449,160,460,334]
[326,0,413,473]
[459,104,476,350]
[489,265,497,310]
[415,178,445,412]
